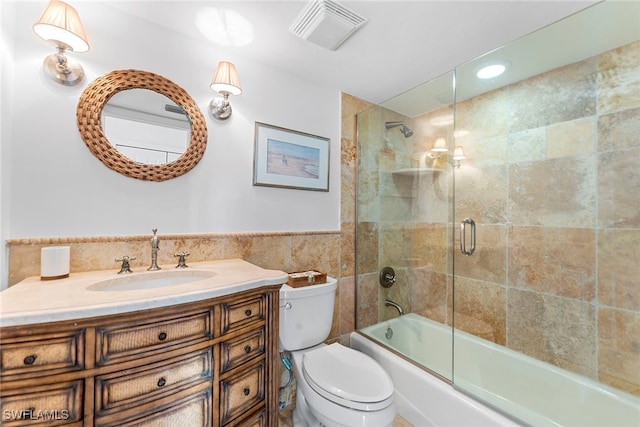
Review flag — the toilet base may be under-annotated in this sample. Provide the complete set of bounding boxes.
[294,387,395,427]
[292,389,314,427]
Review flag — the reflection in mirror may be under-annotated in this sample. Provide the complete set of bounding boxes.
[102,89,191,165]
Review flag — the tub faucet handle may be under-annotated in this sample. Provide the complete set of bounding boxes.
[174,252,190,268]
[116,256,136,274]
[380,267,397,288]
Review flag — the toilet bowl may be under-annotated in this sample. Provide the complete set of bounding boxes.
[291,343,396,427]
[279,279,396,427]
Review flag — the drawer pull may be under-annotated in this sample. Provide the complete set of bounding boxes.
[243,387,250,396]
[23,355,37,365]
[244,345,252,354]
[157,377,167,387]
[245,309,252,317]
[158,332,167,341]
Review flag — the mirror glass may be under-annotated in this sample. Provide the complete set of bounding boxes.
[102,89,191,165]
[77,69,207,182]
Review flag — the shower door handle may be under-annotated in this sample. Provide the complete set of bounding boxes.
[460,218,476,256]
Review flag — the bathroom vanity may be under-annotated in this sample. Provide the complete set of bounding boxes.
[0,259,287,426]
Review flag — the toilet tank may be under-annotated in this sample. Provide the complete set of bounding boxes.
[279,277,337,351]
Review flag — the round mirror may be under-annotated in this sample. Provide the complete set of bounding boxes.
[77,69,207,181]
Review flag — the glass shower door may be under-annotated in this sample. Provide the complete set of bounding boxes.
[451,1,640,424]
[355,71,456,381]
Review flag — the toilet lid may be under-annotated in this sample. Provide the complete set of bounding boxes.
[302,343,394,411]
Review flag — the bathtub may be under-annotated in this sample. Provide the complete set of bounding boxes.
[351,313,640,427]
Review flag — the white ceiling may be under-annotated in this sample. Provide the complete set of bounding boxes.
[102,0,600,107]
[382,0,640,116]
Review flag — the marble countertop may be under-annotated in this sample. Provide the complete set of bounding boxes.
[0,259,288,327]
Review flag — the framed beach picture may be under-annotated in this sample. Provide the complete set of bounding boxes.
[253,122,330,191]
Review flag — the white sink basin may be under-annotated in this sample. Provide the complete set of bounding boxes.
[87,270,216,292]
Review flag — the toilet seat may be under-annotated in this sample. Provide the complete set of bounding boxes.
[302,343,394,411]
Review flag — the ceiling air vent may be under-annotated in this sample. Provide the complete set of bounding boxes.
[290,0,367,51]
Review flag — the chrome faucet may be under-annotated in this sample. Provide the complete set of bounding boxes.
[384,299,404,316]
[148,228,161,271]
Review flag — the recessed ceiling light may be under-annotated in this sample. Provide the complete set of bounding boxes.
[476,62,508,79]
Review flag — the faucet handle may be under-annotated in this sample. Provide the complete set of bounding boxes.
[115,256,136,274]
[174,252,190,269]
[379,267,396,288]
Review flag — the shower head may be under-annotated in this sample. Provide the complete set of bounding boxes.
[385,121,413,138]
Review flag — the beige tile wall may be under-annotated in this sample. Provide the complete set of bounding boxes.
[454,41,639,395]
[7,232,339,285]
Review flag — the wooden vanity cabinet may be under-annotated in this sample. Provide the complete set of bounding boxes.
[0,286,281,427]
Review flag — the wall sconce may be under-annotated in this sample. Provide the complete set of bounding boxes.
[209,61,242,120]
[452,145,466,168]
[427,137,466,168]
[33,0,90,86]
[430,137,449,153]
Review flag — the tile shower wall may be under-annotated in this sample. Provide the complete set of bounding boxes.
[356,96,457,332]
[340,93,375,343]
[356,41,639,396]
[451,41,639,395]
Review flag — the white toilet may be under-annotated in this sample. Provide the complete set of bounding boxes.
[279,278,396,427]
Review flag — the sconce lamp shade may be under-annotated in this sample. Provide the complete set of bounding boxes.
[453,145,466,160]
[209,61,241,120]
[33,0,89,52]
[33,0,89,86]
[431,137,449,153]
[210,61,242,95]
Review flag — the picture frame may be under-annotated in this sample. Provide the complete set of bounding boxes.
[253,122,330,191]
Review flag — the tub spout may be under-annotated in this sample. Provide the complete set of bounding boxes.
[384,299,404,316]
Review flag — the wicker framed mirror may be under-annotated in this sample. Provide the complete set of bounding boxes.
[77,69,207,181]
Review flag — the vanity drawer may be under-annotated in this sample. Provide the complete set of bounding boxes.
[96,310,212,365]
[0,380,83,426]
[0,331,84,378]
[105,387,212,427]
[224,406,267,427]
[219,361,265,425]
[95,349,213,414]
[220,328,265,373]
[220,296,265,335]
